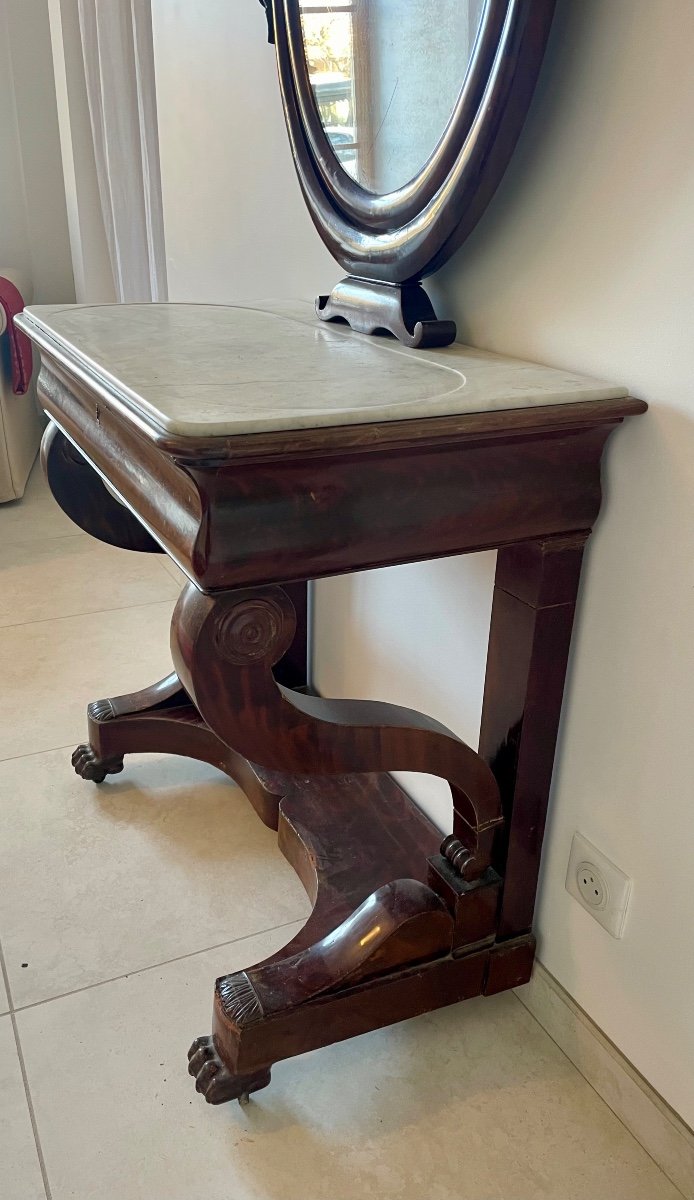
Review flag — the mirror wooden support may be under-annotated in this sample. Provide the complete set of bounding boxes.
[16,310,645,1105]
[270,0,557,345]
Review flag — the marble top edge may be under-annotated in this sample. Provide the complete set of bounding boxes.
[17,301,630,439]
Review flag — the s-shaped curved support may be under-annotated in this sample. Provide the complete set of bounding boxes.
[173,584,511,1105]
[171,583,502,883]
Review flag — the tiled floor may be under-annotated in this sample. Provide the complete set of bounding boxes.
[0,463,684,1199]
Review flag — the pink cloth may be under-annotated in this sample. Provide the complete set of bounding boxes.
[0,276,33,395]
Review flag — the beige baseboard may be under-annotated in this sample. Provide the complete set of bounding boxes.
[515,961,694,1199]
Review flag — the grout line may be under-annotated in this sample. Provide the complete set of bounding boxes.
[0,936,53,1200]
[0,929,14,1020]
[2,531,86,551]
[12,917,307,1014]
[158,556,185,584]
[2,531,82,548]
[0,741,84,767]
[0,597,175,639]
[0,590,178,634]
[513,992,689,1198]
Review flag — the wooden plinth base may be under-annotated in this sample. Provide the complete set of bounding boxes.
[74,675,533,1106]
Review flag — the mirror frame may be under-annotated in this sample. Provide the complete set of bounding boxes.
[263,0,556,345]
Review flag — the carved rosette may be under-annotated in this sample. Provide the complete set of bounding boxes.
[214,596,290,667]
[211,589,296,670]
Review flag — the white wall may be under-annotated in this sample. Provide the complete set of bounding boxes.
[153,0,694,1126]
[152,0,334,302]
[0,0,74,303]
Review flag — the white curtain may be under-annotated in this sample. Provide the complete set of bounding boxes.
[78,0,167,301]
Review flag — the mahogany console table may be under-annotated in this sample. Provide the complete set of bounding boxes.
[16,299,645,1105]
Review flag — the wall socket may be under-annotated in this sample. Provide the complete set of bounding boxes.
[565,832,632,938]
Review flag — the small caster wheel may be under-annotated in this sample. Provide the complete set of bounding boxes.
[71,744,124,783]
[187,1035,272,1105]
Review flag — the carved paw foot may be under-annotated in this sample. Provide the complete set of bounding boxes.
[187,1036,271,1106]
[71,744,124,783]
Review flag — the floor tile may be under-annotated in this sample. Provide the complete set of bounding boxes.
[0,965,8,1015]
[0,599,175,761]
[0,1015,46,1200]
[0,458,76,544]
[18,938,681,1200]
[0,749,310,1007]
[0,534,178,628]
[160,555,190,589]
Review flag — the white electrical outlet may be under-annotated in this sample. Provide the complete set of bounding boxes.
[565,832,632,938]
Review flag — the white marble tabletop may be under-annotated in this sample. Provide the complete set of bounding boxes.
[16,300,628,438]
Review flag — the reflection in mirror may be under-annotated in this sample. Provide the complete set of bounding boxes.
[299,0,486,194]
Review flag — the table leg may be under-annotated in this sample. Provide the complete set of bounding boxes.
[479,533,588,940]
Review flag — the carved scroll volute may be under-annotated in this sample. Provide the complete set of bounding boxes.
[213,594,295,668]
[171,583,296,709]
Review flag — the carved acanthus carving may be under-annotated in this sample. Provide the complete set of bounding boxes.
[217,973,264,1028]
[87,698,116,723]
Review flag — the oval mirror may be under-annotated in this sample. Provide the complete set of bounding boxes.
[298,0,486,195]
[262,0,556,347]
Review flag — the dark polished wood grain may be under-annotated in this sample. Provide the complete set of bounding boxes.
[35,359,645,592]
[170,583,502,881]
[481,536,588,938]
[204,932,534,1097]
